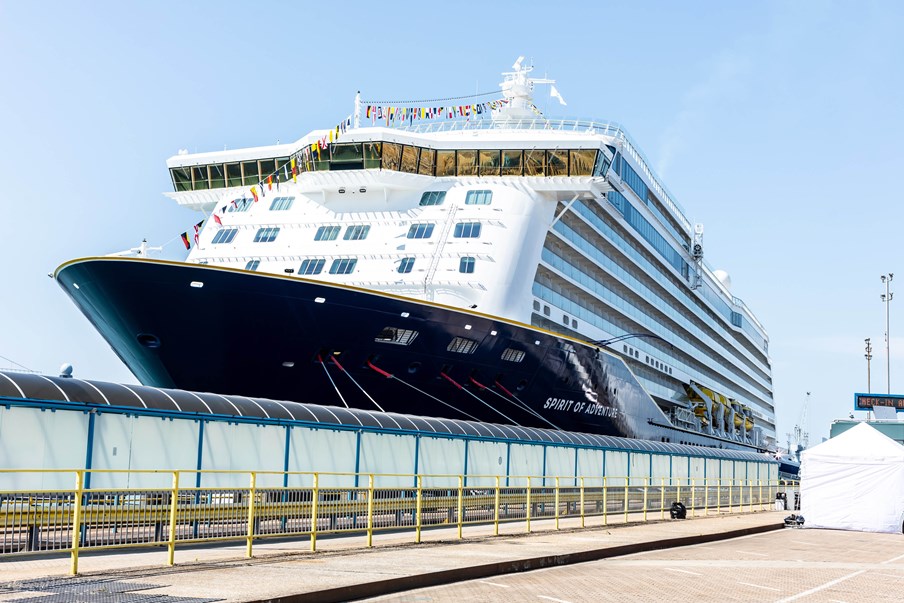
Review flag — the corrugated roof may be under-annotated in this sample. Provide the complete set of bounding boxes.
[0,370,770,462]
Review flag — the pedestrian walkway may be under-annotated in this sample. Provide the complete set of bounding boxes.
[0,510,783,602]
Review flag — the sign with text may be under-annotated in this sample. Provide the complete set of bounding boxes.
[854,393,904,411]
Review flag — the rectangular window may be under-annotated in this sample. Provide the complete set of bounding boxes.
[501,348,525,363]
[225,197,254,213]
[570,150,596,176]
[192,166,209,190]
[225,162,242,187]
[382,142,402,171]
[436,150,456,176]
[254,227,280,243]
[453,222,481,238]
[375,327,419,345]
[456,150,477,176]
[299,258,326,275]
[211,228,238,244]
[241,160,259,185]
[547,150,568,176]
[398,257,415,273]
[245,259,260,271]
[478,150,500,176]
[269,196,295,211]
[343,225,371,241]
[501,150,523,176]
[171,167,192,192]
[314,225,341,241]
[419,191,446,206]
[329,258,357,274]
[363,142,382,169]
[407,223,435,239]
[209,163,226,189]
[459,257,475,273]
[259,159,276,180]
[418,148,436,176]
[447,336,478,354]
[524,150,546,176]
[465,190,492,205]
[400,145,419,174]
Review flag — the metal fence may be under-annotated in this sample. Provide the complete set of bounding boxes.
[0,469,794,575]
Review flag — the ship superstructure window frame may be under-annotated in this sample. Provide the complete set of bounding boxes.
[447,336,478,354]
[245,259,260,271]
[254,227,280,243]
[211,228,238,244]
[397,257,415,273]
[299,258,326,275]
[269,196,295,211]
[459,257,475,273]
[501,348,526,363]
[453,222,481,239]
[329,258,357,274]
[375,327,419,346]
[314,225,341,241]
[343,225,371,241]
[465,190,492,205]
[226,197,254,213]
[419,191,446,206]
[407,223,435,239]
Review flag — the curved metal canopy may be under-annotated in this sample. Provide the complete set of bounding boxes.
[0,370,770,462]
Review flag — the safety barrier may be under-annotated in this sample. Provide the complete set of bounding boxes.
[0,469,793,574]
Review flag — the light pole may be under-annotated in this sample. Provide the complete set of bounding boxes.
[881,274,894,394]
[865,337,873,394]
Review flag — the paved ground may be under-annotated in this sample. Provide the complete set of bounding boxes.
[2,511,898,602]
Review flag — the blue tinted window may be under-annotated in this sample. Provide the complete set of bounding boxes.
[226,198,254,213]
[329,258,357,274]
[300,258,325,275]
[315,225,340,241]
[245,259,260,271]
[419,191,446,206]
[459,257,475,273]
[453,222,481,238]
[212,228,238,244]
[398,257,415,273]
[343,225,371,240]
[254,227,280,243]
[465,190,492,205]
[407,223,434,239]
[269,196,295,211]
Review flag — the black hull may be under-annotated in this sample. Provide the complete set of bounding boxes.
[56,258,759,450]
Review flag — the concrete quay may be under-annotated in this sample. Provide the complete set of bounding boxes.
[3,511,897,602]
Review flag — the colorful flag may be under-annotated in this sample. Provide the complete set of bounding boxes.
[180,232,190,250]
[267,175,272,190]
[250,186,259,202]
[193,221,202,245]
[291,158,297,182]
[213,214,222,226]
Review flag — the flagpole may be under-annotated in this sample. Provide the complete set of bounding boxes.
[354,91,361,129]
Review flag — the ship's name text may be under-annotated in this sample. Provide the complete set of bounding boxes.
[543,397,618,418]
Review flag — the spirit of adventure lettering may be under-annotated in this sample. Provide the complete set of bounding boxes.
[543,397,619,418]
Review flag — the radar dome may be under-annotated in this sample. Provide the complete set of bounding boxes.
[59,363,73,378]
[713,269,732,291]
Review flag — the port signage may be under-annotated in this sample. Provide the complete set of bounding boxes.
[854,393,904,411]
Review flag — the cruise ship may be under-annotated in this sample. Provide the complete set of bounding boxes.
[55,59,775,451]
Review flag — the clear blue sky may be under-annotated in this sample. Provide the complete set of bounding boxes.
[2,0,902,447]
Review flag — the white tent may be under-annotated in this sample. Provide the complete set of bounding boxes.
[800,422,904,533]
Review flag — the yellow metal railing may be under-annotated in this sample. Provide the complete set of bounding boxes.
[0,469,797,575]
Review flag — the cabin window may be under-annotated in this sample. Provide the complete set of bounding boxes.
[465,190,492,205]
[299,259,326,275]
[245,259,260,271]
[419,191,446,206]
[314,225,341,241]
[343,225,371,241]
[398,257,415,273]
[254,227,280,243]
[211,228,237,244]
[407,223,435,239]
[269,196,295,211]
[375,327,419,345]
[453,222,481,238]
[459,257,475,273]
[501,348,525,363]
[447,336,478,354]
[329,258,357,274]
[226,197,254,213]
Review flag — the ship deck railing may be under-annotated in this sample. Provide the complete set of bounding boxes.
[0,468,796,575]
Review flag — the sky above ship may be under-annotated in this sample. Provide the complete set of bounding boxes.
[1,0,901,447]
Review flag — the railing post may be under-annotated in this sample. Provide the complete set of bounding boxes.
[602,476,608,526]
[703,477,709,516]
[691,478,696,518]
[246,472,257,558]
[457,475,464,540]
[69,470,84,576]
[366,474,375,548]
[494,476,501,536]
[642,477,648,522]
[554,477,560,530]
[729,479,734,513]
[623,478,629,524]
[167,471,180,566]
[660,477,665,520]
[748,479,754,513]
[579,477,585,528]
[311,473,319,552]
[759,479,763,511]
[416,475,423,543]
[717,478,722,513]
[677,479,682,513]
[525,477,532,533]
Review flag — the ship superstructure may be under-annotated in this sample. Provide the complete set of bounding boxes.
[56,60,774,451]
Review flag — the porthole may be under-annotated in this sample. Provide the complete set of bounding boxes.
[408,362,421,374]
[137,333,161,349]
